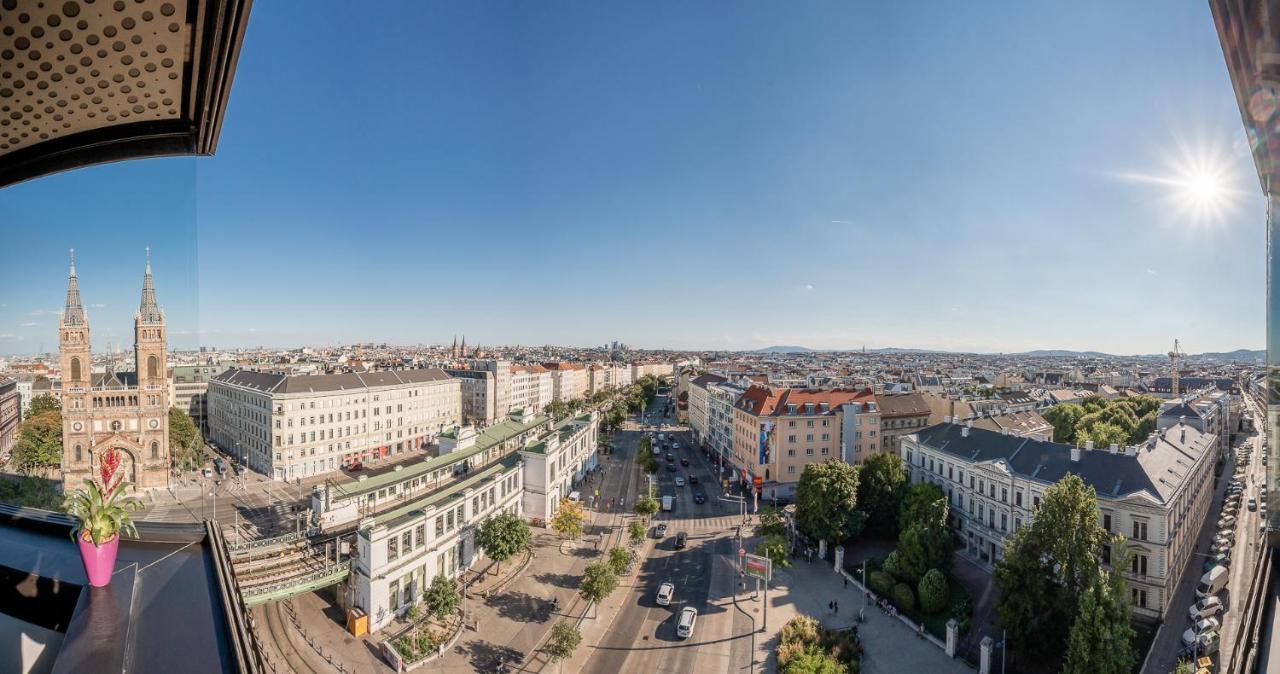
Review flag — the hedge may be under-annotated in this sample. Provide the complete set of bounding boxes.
[892,583,916,613]
[868,570,896,597]
[917,569,949,614]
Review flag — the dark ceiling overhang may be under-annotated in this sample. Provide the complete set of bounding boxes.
[0,0,252,187]
[1210,0,1280,194]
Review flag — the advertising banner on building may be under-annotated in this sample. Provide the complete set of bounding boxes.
[758,421,773,464]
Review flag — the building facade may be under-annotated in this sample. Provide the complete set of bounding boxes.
[0,376,18,458]
[901,421,1216,621]
[208,368,461,480]
[510,364,553,414]
[59,252,171,491]
[688,373,727,450]
[520,412,601,523]
[170,364,234,436]
[875,392,931,455]
[445,368,500,426]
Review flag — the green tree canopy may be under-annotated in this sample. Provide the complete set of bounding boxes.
[917,568,949,614]
[168,407,201,471]
[781,646,847,674]
[898,482,947,533]
[634,494,659,518]
[28,394,61,416]
[627,520,646,544]
[607,546,633,576]
[543,620,582,666]
[1062,563,1136,674]
[994,474,1107,662]
[544,399,569,420]
[12,410,62,476]
[423,574,460,621]
[757,533,791,570]
[550,499,586,539]
[1077,421,1128,449]
[1043,404,1085,443]
[795,459,862,544]
[757,505,787,538]
[857,451,907,537]
[895,520,950,583]
[476,511,532,572]
[579,561,618,616]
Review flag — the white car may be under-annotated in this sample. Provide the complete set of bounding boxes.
[674,476,685,487]
[1194,617,1221,634]
[677,607,698,639]
[656,582,674,606]
[1219,514,1237,528]
[1189,596,1223,621]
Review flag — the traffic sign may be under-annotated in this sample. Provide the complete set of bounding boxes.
[739,547,746,556]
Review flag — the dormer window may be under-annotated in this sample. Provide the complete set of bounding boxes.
[787,404,797,414]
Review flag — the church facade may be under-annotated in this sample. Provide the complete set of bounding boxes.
[60,251,171,492]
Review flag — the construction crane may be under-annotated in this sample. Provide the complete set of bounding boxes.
[1168,339,1186,396]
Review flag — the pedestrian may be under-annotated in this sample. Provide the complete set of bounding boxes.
[843,576,848,589]
[834,601,839,615]
[828,600,834,612]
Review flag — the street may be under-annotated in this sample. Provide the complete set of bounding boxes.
[582,399,755,674]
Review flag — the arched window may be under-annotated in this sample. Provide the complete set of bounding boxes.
[150,442,159,460]
[75,445,82,463]
[147,355,159,379]
[70,357,81,382]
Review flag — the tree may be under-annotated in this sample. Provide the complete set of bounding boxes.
[550,498,586,539]
[781,646,848,674]
[1077,421,1128,449]
[1131,411,1157,444]
[898,482,947,535]
[544,399,569,420]
[756,506,787,538]
[634,494,659,518]
[12,410,62,476]
[896,521,951,584]
[579,562,618,617]
[917,569,949,614]
[1170,661,1195,674]
[543,620,582,672]
[795,460,862,545]
[28,394,60,416]
[168,407,201,471]
[757,533,792,570]
[476,511,531,573]
[1042,404,1084,443]
[994,474,1107,662]
[857,452,907,537]
[628,520,646,544]
[1062,563,1136,674]
[891,583,916,612]
[607,546,633,575]
[423,574,460,621]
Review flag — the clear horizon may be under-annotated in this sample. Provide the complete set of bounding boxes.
[0,1,1265,357]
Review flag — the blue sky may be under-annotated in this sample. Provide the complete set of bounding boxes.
[0,1,1264,355]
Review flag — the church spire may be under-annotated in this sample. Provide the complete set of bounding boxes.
[138,247,163,324]
[63,248,86,326]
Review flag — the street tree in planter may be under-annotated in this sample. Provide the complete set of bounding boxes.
[550,498,586,539]
[607,546,633,576]
[628,520,646,544]
[64,448,143,587]
[634,494,660,520]
[757,534,791,570]
[424,574,460,622]
[544,620,582,673]
[476,511,532,574]
[579,561,618,618]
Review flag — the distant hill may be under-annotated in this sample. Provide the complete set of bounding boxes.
[756,345,814,353]
[1014,349,1117,358]
[1190,349,1264,362]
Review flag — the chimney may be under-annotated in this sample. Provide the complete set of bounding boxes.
[1085,440,1094,451]
[1110,442,1119,455]
[1070,446,1082,462]
[1179,415,1186,425]
[1125,444,1136,457]
[961,425,970,438]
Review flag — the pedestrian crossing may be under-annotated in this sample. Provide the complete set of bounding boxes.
[654,513,752,531]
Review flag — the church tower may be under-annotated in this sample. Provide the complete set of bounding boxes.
[133,248,170,484]
[60,250,93,482]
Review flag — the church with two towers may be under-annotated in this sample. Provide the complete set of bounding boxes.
[59,250,171,492]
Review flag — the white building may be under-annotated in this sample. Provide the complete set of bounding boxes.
[688,373,727,450]
[208,368,461,480]
[520,412,601,522]
[510,364,554,415]
[901,420,1216,621]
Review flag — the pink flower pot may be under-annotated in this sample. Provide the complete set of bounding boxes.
[77,533,120,587]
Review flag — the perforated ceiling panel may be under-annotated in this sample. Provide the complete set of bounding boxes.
[0,0,189,154]
[0,0,250,187]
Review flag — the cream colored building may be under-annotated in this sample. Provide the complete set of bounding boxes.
[208,368,461,480]
[542,362,588,403]
[901,420,1216,621]
[510,364,554,414]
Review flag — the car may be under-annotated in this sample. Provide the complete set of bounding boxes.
[689,475,699,484]
[677,607,698,639]
[675,476,686,487]
[693,491,706,504]
[656,523,668,538]
[1182,628,1219,650]
[1194,617,1221,634]
[680,458,690,467]
[1219,514,1237,528]
[665,453,674,462]
[201,467,213,478]
[1189,596,1224,621]
[656,582,675,606]
[1249,498,1258,511]
[674,532,688,549]
[346,461,364,472]
[667,463,677,472]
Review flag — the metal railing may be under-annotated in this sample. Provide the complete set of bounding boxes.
[241,560,351,606]
[228,530,306,553]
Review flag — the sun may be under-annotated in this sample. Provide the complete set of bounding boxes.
[1116,134,1244,228]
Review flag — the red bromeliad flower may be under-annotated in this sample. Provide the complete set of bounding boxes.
[99,448,123,494]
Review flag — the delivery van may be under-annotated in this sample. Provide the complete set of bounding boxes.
[1196,565,1229,598]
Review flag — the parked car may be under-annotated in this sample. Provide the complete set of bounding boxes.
[676,607,698,639]
[1219,514,1237,528]
[201,467,213,478]
[656,523,668,538]
[1249,498,1258,511]
[674,532,688,549]
[675,476,686,487]
[1193,617,1221,634]
[345,461,364,472]
[693,491,706,504]
[1189,596,1224,621]
[656,582,674,606]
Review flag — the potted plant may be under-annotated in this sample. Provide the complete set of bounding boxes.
[64,448,143,587]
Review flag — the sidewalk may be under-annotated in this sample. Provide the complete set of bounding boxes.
[746,556,973,674]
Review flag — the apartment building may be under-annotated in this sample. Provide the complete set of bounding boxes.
[876,392,931,454]
[521,412,601,522]
[631,361,674,381]
[442,368,498,426]
[688,373,727,450]
[542,362,588,402]
[0,377,18,457]
[707,380,746,468]
[901,420,1216,621]
[730,386,880,502]
[510,364,554,414]
[208,368,461,480]
[170,364,234,436]
[1157,390,1232,460]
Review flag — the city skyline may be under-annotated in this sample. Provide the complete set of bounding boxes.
[0,1,1265,355]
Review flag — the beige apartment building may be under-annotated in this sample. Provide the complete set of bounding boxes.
[208,368,461,480]
[876,392,931,454]
[542,362,588,402]
[510,364,554,414]
[729,386,880,503]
